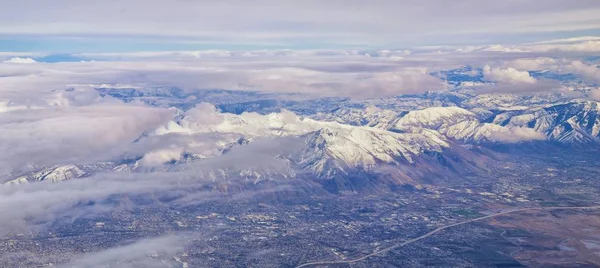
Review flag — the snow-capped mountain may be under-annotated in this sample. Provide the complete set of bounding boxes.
[152,120,490,193]
[462,93,568,110]
[5,89,599,192]
[304,98,600,145]
[388,107,478,131]
[2,104,493,191]
[295,124,449,177]
[498,100,600,143]
[4,163,116,185]
[439,121,546,143]
[311,106,400,128]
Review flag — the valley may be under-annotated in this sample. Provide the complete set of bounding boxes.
[1,147,599,267]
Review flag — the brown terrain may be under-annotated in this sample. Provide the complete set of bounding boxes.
[488,209,600,267]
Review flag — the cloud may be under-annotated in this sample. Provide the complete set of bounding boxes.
[140,147,184,166]
[2,57,37,64]
[0,172,176,235]
[450,37,600,56]
[590,88,600,100]
[0,55,448,99]
[0,139,303,237]
[508,57,558,71]
[62,235,186,268]
[1,0,600,46]
[183,102,226,126]
[483,65,537,84]
[566,61,600,83]
[480,45,530,53]
[240,66,445,97]
[492,58,600,92]
[0,102,174,175]
[489,127,546,143]
[527,41,600,53]
[0,102,308,235]
[533,36,600,44]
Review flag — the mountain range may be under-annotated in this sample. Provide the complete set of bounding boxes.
[4,87,599,193]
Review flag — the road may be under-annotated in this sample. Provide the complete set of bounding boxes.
[295,205,600,268]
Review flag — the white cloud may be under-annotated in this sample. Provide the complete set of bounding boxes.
[508,57,558,71]
[567,61,600,83]
[140,147,184,166]
[183,103,226,126]
[3,57,37,64]
[527,41,600,53]
[533,36,600,44]
[63,235,186,268]
[0,138,298,236]
[480,45,530,53]
[489,127,547,143]
[483,65,537,84]
[0,103,174,174]
[451,38,600,55]
[0,55,447,99]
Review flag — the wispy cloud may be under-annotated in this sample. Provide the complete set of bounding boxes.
[61,235,186,268]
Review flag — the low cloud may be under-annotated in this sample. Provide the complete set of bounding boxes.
[489,127,546,143]
[0,126,305,237]
[0,56,446,99]
[0,102,174,175]
[2,57,37,64]
[140,147,184,166]
[589,88,600,100]
[507,57,558,71]
[477,64,572,95]
[483,65,537,84]
[62,235,186,268]
[567,61,600,83]
[527,41,600,53]
[458,39,600,54]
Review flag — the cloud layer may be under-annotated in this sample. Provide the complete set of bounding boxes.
[1,0,600,47]
[0,102,173,175]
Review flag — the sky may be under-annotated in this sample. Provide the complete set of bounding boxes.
[2,0,600,52]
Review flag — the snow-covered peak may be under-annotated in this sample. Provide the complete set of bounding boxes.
[462,93,566,110]
[147,105,458,179]
[496,100,600,143]
[298,124,449,177]
[4,164,88,185]
[155,104,316,138]
[441,121,546,143]
[390,106,477,131]
[310,106,400,128]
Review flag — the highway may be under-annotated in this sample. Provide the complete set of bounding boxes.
[295,205,600,268]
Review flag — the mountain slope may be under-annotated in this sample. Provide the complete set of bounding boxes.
[500,100,600,143]
[389,107,478,131]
